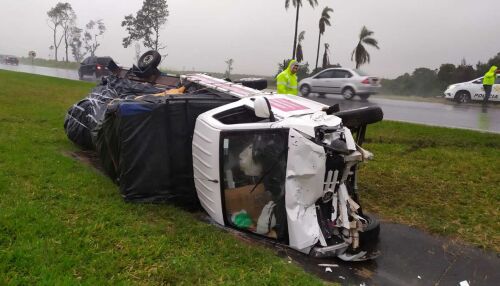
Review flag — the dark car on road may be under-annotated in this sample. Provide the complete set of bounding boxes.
[78,56,113,80]
[1,56,19,66]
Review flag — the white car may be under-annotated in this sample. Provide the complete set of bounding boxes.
[444,77,500,103]
[298,68,381,100]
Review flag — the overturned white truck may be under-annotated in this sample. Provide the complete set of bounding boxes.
[64,53,383,261]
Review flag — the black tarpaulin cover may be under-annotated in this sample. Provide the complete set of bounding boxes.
[95,95,236,203]
[64,76,167,150]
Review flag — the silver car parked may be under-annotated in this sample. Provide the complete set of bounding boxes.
[299,68,381,100]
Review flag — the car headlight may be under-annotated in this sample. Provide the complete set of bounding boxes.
[447,84,457,90]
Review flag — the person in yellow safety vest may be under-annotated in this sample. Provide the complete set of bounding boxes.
[276,60,299,95]
[482,65,497,104]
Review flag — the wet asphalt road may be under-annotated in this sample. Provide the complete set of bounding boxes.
[1,63,80,80]
[1,63,499,133]
[310,94,500,133]
[211,216,500,286]
[295,222,500,286]
[0,63,96,82]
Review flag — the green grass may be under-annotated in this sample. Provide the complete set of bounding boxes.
[1,70,498,284]
[0,70,324,285]
[359,122,500,251]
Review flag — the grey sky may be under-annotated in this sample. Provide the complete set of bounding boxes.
[0,0,498,78]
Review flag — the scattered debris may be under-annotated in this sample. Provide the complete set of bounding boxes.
[418,275,422,279]
[318,263,339,268]
[360,283,366,286]
[459,281,470,286]
[325,267,332,273]
[339,275,345,280]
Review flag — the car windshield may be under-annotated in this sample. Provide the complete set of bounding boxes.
[353,69,369,76]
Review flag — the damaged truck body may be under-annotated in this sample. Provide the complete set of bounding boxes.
[64,52,384,261]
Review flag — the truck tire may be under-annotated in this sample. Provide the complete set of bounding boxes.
[359,213,380,244]
[235,78,268,90]
[333,106,384,129]
[138,50,161,70]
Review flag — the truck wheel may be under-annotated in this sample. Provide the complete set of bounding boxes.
[342,87,355,100]
[455,91,471,103]
[138,50,161,70]
[300,84,311,97]
[359,213,380,244]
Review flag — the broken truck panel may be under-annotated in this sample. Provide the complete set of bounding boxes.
[286,129,325,252]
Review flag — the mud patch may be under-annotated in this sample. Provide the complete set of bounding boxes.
[64,150,106,174]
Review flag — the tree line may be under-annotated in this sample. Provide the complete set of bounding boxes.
[46,2,105,62]
[280,1,379,78]
[381,52,500,96]
[45,0,168,63]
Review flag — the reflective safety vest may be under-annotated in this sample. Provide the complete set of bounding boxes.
[276,60,298,95]
[482,65,498,86]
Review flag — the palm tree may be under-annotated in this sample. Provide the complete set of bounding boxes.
[322,43,330,68]
[351,26,379,69]
[285,0,318,60]
[315,7,333,70]
[296,31,305,62]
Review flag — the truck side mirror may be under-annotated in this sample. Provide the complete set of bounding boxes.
[254,97,275,122]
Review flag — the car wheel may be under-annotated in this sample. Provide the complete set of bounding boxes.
[300,84,311,97]
[359,94,371,100]
[138,50,161,70]
[342,87,355,100]
[454,91,471,103]
[318,92,326,98]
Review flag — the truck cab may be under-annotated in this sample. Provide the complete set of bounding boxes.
[193,93,382,260]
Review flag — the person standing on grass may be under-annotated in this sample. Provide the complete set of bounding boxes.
[276,60,299,95]
[482,65,497,104]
